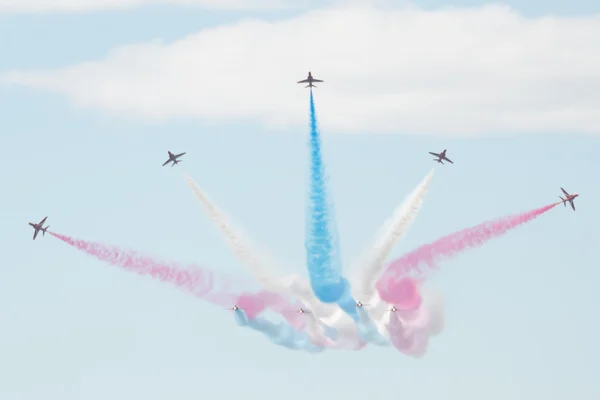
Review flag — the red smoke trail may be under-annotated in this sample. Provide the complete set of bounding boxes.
[377,202,559,304]
[50,232,288,314]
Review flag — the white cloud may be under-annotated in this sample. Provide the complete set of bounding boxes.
[0,0,312,13]
[3,4,600,135]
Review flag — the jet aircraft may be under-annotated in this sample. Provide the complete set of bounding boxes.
[559,187,579,211]
[29,216,49,240]
[297,71,323,88]
[228,305,240,311]
[429,149,453,164]
[162,151,186,167]
[356,301,369,308]
[297,308,312,314]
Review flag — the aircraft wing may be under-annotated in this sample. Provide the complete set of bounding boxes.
[571,201,576,211]
[39,216,47,225]
[313,79,323,82]
[428,152,440,157]
[162,159,171,166]
[297,79,309,83]
[33,229,38,240]
[175,152,186,158]
[444,156,454,164]
[561,187,569,196]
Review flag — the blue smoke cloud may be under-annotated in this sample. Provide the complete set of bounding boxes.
[234,309,323,353]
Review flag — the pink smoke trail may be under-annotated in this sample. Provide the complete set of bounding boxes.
[50,232,288,315]
[377,202,559,304]
[393,334,429,358]
[236,292,280,317]
[381,277,433,356]
[387,311,430,357]
[236,292,306,330]
[390,277,423,312]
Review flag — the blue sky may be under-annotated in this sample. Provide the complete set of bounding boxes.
[1,1,599,399]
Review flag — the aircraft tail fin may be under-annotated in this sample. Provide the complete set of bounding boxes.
[43,226,49,235]
[560,196,566,206]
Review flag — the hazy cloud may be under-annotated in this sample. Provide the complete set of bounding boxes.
[3,4,600,135]
[0,0,315,13]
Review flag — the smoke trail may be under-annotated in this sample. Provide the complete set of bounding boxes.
[49,232,285,313]
[185,176,277,285]
[245,272,365,346]
[237,285,366,350]
[236,291,316,333]
[233,308,323,353]
[383,286,443,357]
[377,202,559,304]
[235,291,296,321]
[298,312,344,349]
[387,277,424,310]
[355,170,434,297]
[351,170,434,331]
[52,231,328,352]
[284,277,364,348]
[369,277,425,339]
[422,286,445,337]
[355,307,389,346]
[387,311,430,358]
[305,90,350,306]
[378,282,444,356]
[185,176,357,335]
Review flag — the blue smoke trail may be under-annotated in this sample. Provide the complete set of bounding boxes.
[304,90,363,322]
[356,307,389,346]
[323,325,339,341]
[305,90,347,302]
[234,309,323,353]
[303,91,389,347]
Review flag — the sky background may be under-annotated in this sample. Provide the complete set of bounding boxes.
[1,1,599,399]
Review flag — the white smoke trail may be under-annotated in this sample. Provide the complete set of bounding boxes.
[354,169,434,296]
[185,175,280,285]
[300,311,364,350]
[185,173,442,352]
[420,285,445,337]
[185,175,361,342]
[349,170,435,331]
[277,274,358,335]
